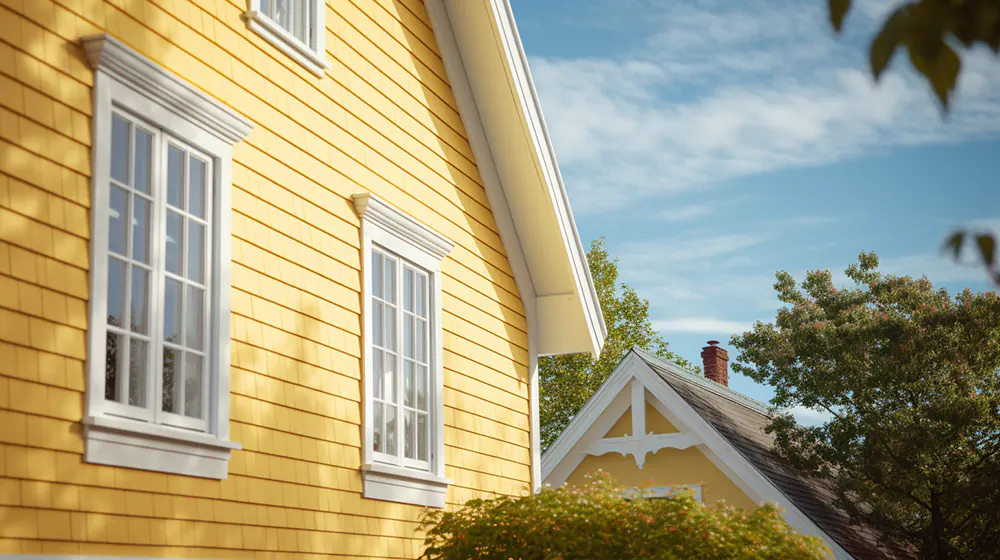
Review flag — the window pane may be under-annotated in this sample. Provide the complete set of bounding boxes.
[274,0,290,29]
[372,300,383,347]
[372,349,382,400]
[111,115,130,185]
[372,252,383,299]
[184,353,203,419]
[188,155,207,219]
[167,145,185,209]
[403,360,413,408]
[164,278,183,344]
[166,211,184,275]
[105,332,124,402]
[403,268,413,313]
[417,364,427,411]
[416,319,426,363]
[384,404,396,456]
[128,338,147,407]
[162,347,180,413]
[384,257,395,304]
[130,266,149,335]
[372,402,382,453]
[404,315,413,359]
[186,286,204,350]
[134,127,152,194]
[416,273,426,317]
[384,304,396,351]
[132,196,151,264]
[106,257,126,328]
[417,413,428,461]
[383,352,396,404]
[404,409,414,459]
[109,186,128,256]
[293,0,308,42]
[187,221,205,283]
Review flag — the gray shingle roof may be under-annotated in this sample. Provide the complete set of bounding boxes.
[638,353,916,560]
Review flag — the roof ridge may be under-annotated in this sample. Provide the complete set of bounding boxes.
[632,348,772,415]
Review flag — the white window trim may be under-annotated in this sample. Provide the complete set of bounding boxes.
[353,193,454,508]
[623,484,703,503]
[82,34,252,480]
[245,0,330,77]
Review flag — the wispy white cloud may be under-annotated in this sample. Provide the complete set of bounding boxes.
[786,405,836,427]
[529,0,1000,214]
[652,317,753,334]
[656,204,715,222]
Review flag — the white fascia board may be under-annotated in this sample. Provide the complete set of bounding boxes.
[433,0,606,358]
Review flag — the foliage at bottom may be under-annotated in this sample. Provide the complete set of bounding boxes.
[418,472,828,560]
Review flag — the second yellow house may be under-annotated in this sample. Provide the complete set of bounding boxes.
[0,0,606,556]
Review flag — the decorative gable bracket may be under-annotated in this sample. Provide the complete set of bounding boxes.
[582,378,701,469]
[585,432,701,470]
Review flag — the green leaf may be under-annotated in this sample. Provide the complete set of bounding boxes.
[870,6,908,80]
[908,38,961,110]
[943,231,965,259]
[976,233,997,268]
[829,0,852,32]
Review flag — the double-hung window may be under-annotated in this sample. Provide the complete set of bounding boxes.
[246,0,330,76]
[82,34,252,479]
[353,193,454,508]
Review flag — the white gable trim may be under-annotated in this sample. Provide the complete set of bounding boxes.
[427,0,606,359]
[541,351,854,560]
[424,0,543,490]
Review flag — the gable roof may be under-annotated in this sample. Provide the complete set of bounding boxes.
[644,355,916,560]
[542,349,916,560]
[425,0,606,357]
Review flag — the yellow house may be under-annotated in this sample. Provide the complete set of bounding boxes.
[541,345,915,560]
[0,0,606,556]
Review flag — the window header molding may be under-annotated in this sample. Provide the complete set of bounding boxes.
[352,193,455,261]
[81,34,253,145]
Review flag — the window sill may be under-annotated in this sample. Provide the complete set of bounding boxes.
[83,414,241,480]
[362,462,453,508]
[245,10,330,77]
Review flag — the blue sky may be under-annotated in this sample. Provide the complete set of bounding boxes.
[508,0,1000,423]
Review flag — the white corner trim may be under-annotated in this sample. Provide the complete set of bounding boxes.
[245,10,331,77]
[352,192,455,261]
[585,433,702,470]
[362,463,452,508]
[80,34,253,145]
[83,415,240,480]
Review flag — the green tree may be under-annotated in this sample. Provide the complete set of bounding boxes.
[418,471,829,560]
[826,0,1000,283]
[731,252,1000,559]
[539,238,693,451]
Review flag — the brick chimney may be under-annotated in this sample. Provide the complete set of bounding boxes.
[701,341,729,386]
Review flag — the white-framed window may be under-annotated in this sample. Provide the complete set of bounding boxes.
[246,0,330,76]
[624,484,703,503]
[353,193,454,508]
[81,34,252,479]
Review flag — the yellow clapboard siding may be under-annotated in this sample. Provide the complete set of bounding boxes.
[0,0,539,555]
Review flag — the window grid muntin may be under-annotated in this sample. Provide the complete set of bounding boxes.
[371,246,432,471]
[101,108,214,433]
[260,0,315,49]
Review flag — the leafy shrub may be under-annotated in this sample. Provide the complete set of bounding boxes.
[418,472,828,560]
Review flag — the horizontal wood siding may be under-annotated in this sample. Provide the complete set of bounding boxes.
[0,0,532,556]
